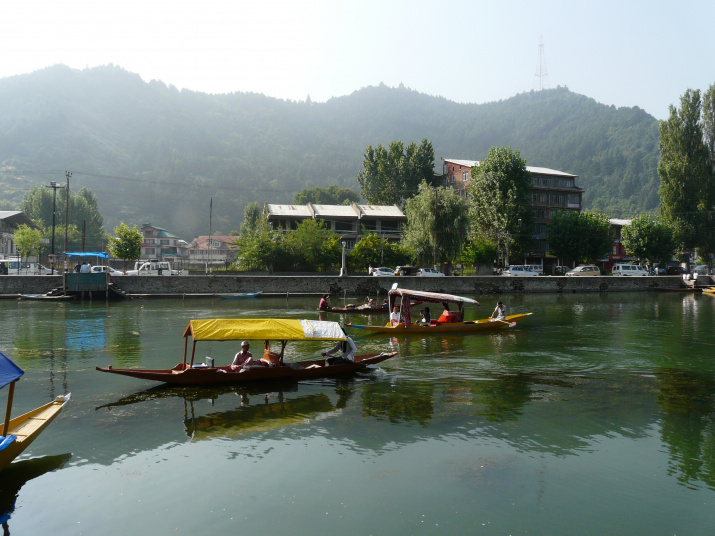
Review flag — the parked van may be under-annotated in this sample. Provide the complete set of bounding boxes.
[126,260,179,276]
[525,265,544,275]
[612,263,649,276]
[0,258,52,275]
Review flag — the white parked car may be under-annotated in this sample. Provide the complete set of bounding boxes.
[372,267,394,277]
[612,264,649,276]
[565,265,601,277]
[126,260,179,276]
[90,265,125,276]
[502,265,539,277]
[417,268,445,277]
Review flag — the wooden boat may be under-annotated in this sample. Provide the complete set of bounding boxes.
[18,294,74,301]
[702,287,715,296]
[0,352,71,472]
[219,292,262,299]
[96,318,396,386]
[346,288,533,334]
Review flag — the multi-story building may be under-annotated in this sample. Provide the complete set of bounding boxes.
[442,158,583,268]
[139,224,189,267]
[0,211,37,260]
[265,203,405,249]
[188,235,240,267]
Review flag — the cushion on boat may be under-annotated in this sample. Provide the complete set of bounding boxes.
[0,434,17,451]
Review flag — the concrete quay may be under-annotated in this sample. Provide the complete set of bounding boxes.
[0,274,687,299]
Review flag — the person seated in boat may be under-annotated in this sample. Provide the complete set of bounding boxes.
[390,306,401,325]
[367,298,377,308]
[490,301,507,322]
[230,341,253,370]
[418,307,431,325]
[260,340,286,367]
[321,329,357,364]
[318,294,330,311]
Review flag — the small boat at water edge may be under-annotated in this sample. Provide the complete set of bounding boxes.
[219,292,262,299]
[18,294,74,301]
[346,288,533,335]
[97,318,396,386]
[1,353,70,472]
[702,287,715,296]
[319,304,389,314]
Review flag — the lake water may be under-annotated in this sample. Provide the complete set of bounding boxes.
[1,292,715,535]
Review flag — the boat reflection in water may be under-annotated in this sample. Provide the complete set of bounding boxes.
[0,454,71,532]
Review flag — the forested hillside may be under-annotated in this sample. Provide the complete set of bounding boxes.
[0,65,660,239]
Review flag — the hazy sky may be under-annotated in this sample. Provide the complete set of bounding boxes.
[3,0,714,120]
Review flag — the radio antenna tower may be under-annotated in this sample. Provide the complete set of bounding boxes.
[534,35,549,90]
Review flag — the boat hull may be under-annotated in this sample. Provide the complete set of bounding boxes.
[0,394,71,472]
[96,353,396,385]
[219,292,262,299]
[346,313,533,334]
[319,306,389,314]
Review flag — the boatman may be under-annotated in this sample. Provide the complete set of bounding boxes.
[231,341,253,370]
[321,329,357,364]
[490,301,507,322]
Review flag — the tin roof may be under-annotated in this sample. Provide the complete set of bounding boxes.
[312,204,359,218]
[266,204,313,217]
[444,159,577,178]
[358,205,404,218]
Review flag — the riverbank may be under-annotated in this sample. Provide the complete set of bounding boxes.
[0,274,690,298]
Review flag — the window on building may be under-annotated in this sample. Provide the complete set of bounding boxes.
[381,221,399,233]
[145,248,155,255]
[160,239,169,245]
[146,239,154,245]
[145,231,154,237]
[334,220,353,232]
[534,208,546,219]
[362,220,378,232]
[462,171,469,182]
[550,194,564,205]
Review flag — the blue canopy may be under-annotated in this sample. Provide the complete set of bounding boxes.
[0,352,24,389]
[61,252,108,258]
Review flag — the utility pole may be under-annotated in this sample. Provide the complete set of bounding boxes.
[64,171,71,268]
[46,181,66,275]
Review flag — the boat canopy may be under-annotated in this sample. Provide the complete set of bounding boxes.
[388,289,480,305]
[183,319,347,342]
[0,352,24,389]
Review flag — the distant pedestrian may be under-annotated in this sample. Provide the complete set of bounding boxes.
[74,261,81,273]
[80,262,91,273]
[368,264,373,275]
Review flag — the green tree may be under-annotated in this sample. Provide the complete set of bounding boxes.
[14,224,43,262]
[356,139,436,207]
[280,219,341,272]
[234,228,281,272]
[402,182,469,266]
[19,186,108,251]
[467,146,533,266]
[294,186,360,206]
[240,202,264,236]
[348,231,411,271]
[621,214,678,265]
[108,222,143,272]
[548,211,612,264]
[658,89,711,255]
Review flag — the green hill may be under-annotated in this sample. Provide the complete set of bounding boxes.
[0,65,660,239]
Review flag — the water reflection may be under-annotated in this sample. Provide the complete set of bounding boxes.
[0,454,71,532]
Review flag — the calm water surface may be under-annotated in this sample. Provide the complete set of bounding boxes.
[1,292,715,535]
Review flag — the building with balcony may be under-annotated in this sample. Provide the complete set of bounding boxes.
[265,203,405,249]
[139,224,189,266]
[0,211,37,260]
[188,235,240,267]
[442,158,583,267]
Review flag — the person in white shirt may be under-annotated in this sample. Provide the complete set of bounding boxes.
[390,306,401,325]
[490,301,507,321]
[322,330,357,364]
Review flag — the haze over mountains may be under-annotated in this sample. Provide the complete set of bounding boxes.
[0,64,660,239]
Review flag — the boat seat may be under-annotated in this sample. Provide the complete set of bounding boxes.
[430,320,439,326]
[0,435,17,452]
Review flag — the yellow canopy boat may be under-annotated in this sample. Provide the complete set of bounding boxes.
[97,318,396,385]
[346,288,532,334]
[1,352,70,472]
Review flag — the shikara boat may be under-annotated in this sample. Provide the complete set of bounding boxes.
[702,287,715,296]
[346,288,533,334]
[219,292,262,299]
[96,318,396,386]
[0,352,70,472]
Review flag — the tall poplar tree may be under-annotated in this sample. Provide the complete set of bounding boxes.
[658,89,711,258]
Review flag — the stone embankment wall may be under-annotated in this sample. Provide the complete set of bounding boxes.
[0,274,686,297]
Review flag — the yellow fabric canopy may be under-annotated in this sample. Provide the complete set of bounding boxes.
[184,319,347,342]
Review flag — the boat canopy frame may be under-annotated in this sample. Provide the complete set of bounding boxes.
[387,289,480,328]
[181,319,348,367]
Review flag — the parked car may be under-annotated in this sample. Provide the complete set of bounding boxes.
[417,268,445,277]
[502,265,539,277]
[612,264,649,276]
[665,266,688,276]
[126,260,179,276]
[90,265,125,276]
[693,265,710,276]
[372,267,394,277]
[0,258,51,275]
[394,266,418,276]
[565,265,601,277]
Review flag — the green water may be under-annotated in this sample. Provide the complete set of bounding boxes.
[1,292,715,535]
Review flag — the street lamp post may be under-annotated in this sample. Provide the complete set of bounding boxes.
[46,181,66,275]
[340,241,347,277]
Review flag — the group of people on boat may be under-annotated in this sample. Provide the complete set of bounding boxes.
[230,330,358,371]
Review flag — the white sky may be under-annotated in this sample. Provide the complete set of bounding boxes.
[2,0,714,120]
